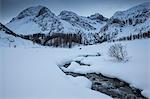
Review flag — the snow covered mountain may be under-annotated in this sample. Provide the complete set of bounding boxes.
[0,23,39,47]
[100,2,150,40]
[6,5,107,35]
[4,2,150,45]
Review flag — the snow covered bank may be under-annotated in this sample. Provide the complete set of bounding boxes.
[62,39,150,98]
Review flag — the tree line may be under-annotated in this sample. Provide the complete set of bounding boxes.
[21,33,82,48]
[20,31,150,47]
[110,31,150,42]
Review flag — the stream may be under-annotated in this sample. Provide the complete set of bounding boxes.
[59,54,147,99]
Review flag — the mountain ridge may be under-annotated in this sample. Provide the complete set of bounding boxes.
[2,2,150,46]
[6,5,107,35]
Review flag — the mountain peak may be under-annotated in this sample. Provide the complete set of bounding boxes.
[35,6,55,17]
[88,13,108,21]
[58,10,79,21]
[10,5,55,22]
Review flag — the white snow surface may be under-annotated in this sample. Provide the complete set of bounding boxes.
[0,36,149,98]
[67,75,92,89]
[6,18,43,35]
[0,48,111,99]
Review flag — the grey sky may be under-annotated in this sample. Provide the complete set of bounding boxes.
[0,0,150,24]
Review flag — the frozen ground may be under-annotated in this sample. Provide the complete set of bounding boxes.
[0,39,149,99]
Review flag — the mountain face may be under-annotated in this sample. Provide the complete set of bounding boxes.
[99,2,150,40]
[6,6,107,36]
[58,11,106,32]
[7,6,65,34]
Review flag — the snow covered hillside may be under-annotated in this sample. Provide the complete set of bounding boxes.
[0,39,149,98]
[100,2,150,39]
[0,30,39,48]
[0,22,40,48]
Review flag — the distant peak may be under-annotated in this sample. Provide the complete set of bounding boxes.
[91,13,102,16]
[58,10,79,21]
[89,13,108,21]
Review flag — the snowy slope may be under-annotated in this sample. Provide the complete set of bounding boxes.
[6,5,107,35]
[6,17,43,35]
[0,48,111,99]
[112,2,150,20]
[0,22,40,47]
[100,2,150,39]
[0,30,40,47]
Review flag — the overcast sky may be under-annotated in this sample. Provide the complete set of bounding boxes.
[0,0,150,24]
